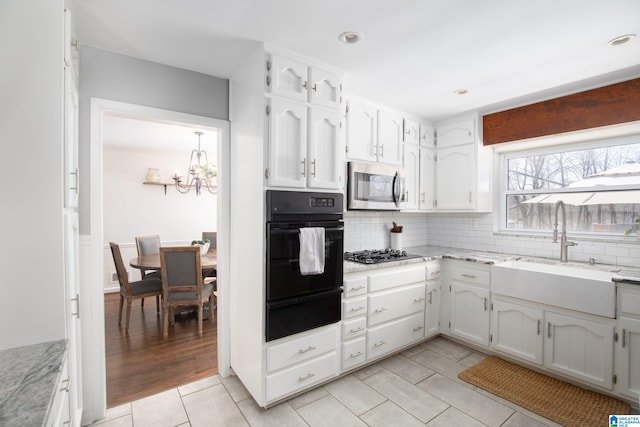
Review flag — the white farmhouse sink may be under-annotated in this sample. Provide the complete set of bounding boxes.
[492,260,616,318]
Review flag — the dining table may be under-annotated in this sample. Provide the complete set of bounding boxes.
[129,248,217,273]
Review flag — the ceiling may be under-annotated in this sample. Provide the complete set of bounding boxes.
[70,0,640,122]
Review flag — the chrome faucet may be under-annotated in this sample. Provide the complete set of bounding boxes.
[553,200,577,262]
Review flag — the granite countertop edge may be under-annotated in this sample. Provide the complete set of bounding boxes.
[0,339,68,427]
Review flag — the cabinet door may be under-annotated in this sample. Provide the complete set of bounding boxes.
[403,119,420,144]
[269,54,308,102]
[544,311,614,389]
[377,110,403,166]
[436,117,475,148]
[308,107,341,189]
[64,66,79,208]
[449,282,490,347]
[309,67,341,109]
[346,100,377,163]
[436,143,474,210]
[616,316,640,400]
[419,147,434,211]
[419,122,435,148]
[491,299,543,365]
[268,99,307,188]
[403,143,420,210]
[425,280,440,337]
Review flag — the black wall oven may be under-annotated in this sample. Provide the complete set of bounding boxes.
[266,190,343,342]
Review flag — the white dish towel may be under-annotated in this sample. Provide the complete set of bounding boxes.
[299,227,325,275]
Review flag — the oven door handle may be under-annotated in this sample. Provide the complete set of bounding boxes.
[270,226,344,235]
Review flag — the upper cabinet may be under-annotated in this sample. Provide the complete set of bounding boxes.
[434,113,492,212]
[403,119,420,145]
[345,100,402,166]
[265,52,342,190]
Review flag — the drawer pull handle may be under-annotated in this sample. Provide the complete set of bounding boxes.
[413,326,424,332]
[461,274,476,279]
[537,319,541,336]
[622,328,627,348]
[350,285,366,291]
[351,306,366,312]
[298,372,315,382]
[428,291,433,304]
[60,378,71,392]
[547,322,552,338]
[374,340,387,347]
[374,307,388,313]
[298,346,316,354]
[349,326,364,333]
[349,351,364,358]
[484,297,488,311]
[413,297,425,303]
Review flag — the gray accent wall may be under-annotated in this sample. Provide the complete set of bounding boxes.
[78,46,229,233]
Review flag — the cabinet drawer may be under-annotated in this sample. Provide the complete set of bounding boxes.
[368,265,425,292]
[343,296,367,319]
[266,352,337,402]
[267,326,337,372]
[426,262,441,280]
[619,287,640,317]
[344,276,367,298]
[367,312,425,360]
[450,264,490,286]
[342,337,366,370]
[342,317,366,340]
[368,283,426,326]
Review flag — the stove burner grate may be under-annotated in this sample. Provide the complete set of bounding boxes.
[344,248,422,264]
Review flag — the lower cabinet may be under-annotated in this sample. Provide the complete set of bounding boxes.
[490,298,543,365]
[449,282,490,347]
[265,325,339,401]
[615,284,640,400]
[367,312,425,359]
[425,279,440,338]
[544,311,615,390]
[46,353,71,427]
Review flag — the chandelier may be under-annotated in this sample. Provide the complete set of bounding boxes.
[172,131,217,195]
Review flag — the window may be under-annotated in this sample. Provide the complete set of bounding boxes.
[501,136,640,236]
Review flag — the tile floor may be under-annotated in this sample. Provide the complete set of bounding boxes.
[88,337,563,427]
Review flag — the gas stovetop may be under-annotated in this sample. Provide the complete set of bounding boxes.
[344,249,423,264]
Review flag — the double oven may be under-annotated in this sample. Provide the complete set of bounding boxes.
[265,190,343,342]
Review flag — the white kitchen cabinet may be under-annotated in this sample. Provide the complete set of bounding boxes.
[308,67,341,109]
[368,283,425,326]
[64,54,79,209]
[265,324,339,401]
[376,110,404,166]
[342,337,366,370]
[490,297,543,365]
[615,284,640,400]
[419,146,435,211]
[345,100,377,163]
[544,310,615,390]
[403,143,420,210]
[45,352,71,427]
[419,122,435,148]
[341,273,369,370]
[403,119,420,145]
[367,312,425,360]
[434,113,492,212]
[267,98,307,188]
[447,262,491,347]
[425,274,441,338]
[268,54,308,102]
[307,107,341,189]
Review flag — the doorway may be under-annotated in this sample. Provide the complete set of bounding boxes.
[84,99,230,418]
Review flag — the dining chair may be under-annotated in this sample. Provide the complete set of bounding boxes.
[135,234,162,308]
[109,242,163,332]
[159,246,215,339]
[201,232,217,281]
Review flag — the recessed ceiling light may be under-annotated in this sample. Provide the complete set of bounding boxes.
[339,31,361,44]
[453,89,468,95]
[608,34,636,46]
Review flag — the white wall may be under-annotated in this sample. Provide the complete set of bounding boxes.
[0,0,66,350]
[344,211,428,252]
[103,146,217,290]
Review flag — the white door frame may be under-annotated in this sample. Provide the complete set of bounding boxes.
[84,98,231,422]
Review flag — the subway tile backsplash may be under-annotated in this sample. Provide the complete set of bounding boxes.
[344,211,639,268]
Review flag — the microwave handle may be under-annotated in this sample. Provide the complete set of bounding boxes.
[392,172,403,208]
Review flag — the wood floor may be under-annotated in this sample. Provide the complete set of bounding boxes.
[104,292,218,408]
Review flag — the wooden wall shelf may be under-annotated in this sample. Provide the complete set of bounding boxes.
[143,181,174,195]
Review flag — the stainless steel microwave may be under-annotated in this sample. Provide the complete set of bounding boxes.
[347,161,406,210]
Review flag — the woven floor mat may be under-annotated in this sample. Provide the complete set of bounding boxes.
[458,356,630,427]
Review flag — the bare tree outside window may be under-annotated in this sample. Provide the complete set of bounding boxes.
[503,139,640,235]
